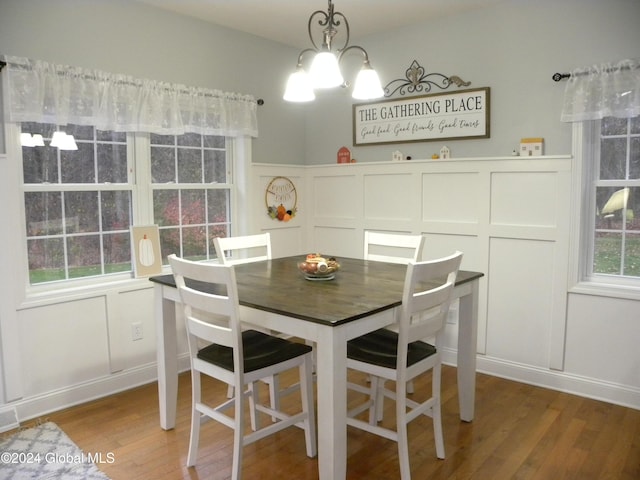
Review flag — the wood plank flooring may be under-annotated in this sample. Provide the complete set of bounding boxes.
[30,366,640,479]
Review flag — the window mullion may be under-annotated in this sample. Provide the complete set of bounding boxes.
[131,132,152,225]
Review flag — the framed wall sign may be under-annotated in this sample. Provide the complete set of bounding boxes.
[353,87,490,146]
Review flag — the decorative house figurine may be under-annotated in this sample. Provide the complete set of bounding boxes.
[392,150,404,161]
[520,138,544,156]
[337,146,351,164]
[440,146,451,159]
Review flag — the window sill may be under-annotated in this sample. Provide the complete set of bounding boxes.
[569,280,640,301]
[18,269,170,310]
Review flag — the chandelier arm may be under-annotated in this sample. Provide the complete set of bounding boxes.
[337,44,369,63]
[335,45,374,89]
[295,48,319,66]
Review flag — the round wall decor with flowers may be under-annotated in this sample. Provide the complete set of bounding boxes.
[265,176,297,221]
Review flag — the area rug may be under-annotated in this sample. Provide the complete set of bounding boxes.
[0,421,110,479]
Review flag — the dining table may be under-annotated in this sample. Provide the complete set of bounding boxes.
[150,255,483,480]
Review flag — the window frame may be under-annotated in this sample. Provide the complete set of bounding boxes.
[570,121,640,300]
[10,123,243,296]
[20,123,135,287]
[146,131,234,263]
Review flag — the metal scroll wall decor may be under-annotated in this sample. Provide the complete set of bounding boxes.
[383,60,470,97]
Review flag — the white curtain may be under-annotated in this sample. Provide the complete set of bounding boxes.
[560,58,640,122]
[3,55,258,137]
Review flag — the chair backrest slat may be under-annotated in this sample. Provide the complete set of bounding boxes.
[186,314,234,346]
[364,231,425,264]
[169,254,242,355]
[214,233,272,265]
[399,251,463,354]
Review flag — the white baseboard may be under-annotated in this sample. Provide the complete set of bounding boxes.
[442,349,640,411]
[8,350,639,425]
[8,355,191,424]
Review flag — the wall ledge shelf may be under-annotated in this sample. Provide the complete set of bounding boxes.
[254,155,573,169]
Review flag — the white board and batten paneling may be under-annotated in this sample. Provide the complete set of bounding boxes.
[251,164,308,258]
[302,156,572,375]
[2,155,638,423]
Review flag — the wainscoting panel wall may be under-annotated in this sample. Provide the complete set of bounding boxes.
[2,155,637,424]
[486,237,556,367]
[364,173,416,224]
[303,156,572,371]
[18,297,111,395]
[252,167,308,258]
[422,171,482,226]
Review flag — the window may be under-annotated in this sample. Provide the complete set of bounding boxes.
[150,132,231,261]
[21,123,234,285]
[584,115,640,283]
[22,122,132,284]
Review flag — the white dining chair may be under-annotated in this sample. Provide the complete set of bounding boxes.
[168,254,317,480]
[213,233,287,413]
[214,232,272,265]
[346,251,463,480]
[363,231,425,265]
[364,230,425,393]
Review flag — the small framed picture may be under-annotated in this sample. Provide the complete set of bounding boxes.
[131,225,163,277]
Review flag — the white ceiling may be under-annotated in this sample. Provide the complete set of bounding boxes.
[134,0,507,49]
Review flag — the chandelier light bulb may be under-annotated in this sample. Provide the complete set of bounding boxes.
[32,134,45,146]
[50,131,66,148]
[20,133,35,147]
[50,131,78,150]
[60,134,78,151]
[309,51,344,89]
[352,63,384,100]
[283,67,316,102]
[283,1,382,102]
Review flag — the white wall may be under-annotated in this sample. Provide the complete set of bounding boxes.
[0,0,307,165]
[299,0,640,408]
[0,0,309,419]
[303,0,640,164]
[300,155,640,409]
[0,0,639,421]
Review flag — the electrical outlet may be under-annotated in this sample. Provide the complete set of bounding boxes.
[132,322,143,341]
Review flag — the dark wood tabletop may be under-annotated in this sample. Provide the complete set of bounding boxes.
[150,256,483,327]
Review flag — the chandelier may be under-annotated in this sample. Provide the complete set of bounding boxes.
[283,0,384,102]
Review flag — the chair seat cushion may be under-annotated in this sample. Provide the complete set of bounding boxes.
[347,328,436,369]
[197,330,312,373]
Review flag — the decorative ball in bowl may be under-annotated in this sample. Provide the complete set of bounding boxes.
[298,254,340,281]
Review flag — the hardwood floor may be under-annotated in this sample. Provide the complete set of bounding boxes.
[34,366,640,479]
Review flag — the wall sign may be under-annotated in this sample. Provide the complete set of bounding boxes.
[352,87,490,146]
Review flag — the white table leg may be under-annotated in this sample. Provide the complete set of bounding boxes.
[456,280,479,422]
[155,284,178,430]
[315,326,348,480]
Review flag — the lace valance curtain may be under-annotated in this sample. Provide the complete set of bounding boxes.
[561,58,640,122]
[3,55,258,137]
